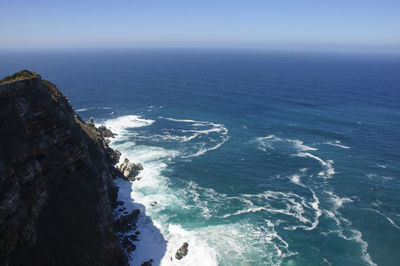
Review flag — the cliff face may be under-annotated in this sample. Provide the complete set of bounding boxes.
[0,71,127,265]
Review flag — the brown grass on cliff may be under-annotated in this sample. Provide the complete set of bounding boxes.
[0,70,40,85]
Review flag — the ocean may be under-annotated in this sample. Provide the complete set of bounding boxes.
[1,49,399,265]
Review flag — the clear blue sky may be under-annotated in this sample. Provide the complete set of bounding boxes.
[1,0,399,52]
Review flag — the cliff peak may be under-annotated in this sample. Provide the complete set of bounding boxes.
[0,69,40,85]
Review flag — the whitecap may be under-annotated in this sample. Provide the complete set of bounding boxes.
[254,135,318,153]
[75,108,88,112]
[103,115,155,134]
[322,190,376,266]
[296,152,335,178]
[324,140,350,149]
[364,208,400,231]
[75,106,113,112]
[182,136,229,158]
[290,174,302,186]
[287,139,318,151]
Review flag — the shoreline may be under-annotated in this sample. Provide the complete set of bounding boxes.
[101,116,220,266]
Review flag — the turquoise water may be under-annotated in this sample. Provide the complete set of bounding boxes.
[1,49,400,265]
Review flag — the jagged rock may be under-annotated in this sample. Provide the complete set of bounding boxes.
[110,149,122,165]
[175,242,189,260]
[98,125,116,138]
[76,117,121,166]
[150,201,158,207]
[114,209,140,233]
[118,158,143,181]
[0,70,127,265]
[121,235,137,253]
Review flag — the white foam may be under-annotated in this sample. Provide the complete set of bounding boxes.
[288,139,318,151]
[104,115,155,134]
[254,135,281,151]
[324,141,350,149]
[299,168,308,173]
[296,152,335,178]
[254,135,318,153]
[114,153,218,266]
[365,208,400,231]
[161,118,229,158]
[165,118,198,123]
[292,191,321,231]
[296,152,327,166]
[194,222,295,265]
[236,190,322,231]
[253,136,374,264]
[325,190,353,208]
[322,189,376,266]
[366,173,393,181]
[107,115,235,265]
[75,106,113,112]
[290,174,302,186]
[182,136,229,158]
[344,229,376,266]
[181,134,199,142]
[161,224,218,266]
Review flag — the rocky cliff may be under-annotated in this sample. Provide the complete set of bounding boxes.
[0,70,127,265]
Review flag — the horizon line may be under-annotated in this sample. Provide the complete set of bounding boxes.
[1,44,400,56]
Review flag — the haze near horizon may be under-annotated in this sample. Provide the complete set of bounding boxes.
[1,0,400,53]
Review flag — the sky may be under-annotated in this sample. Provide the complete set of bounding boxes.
[0,0,399,52]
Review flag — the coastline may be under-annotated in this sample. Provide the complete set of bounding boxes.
[101,116,220,266]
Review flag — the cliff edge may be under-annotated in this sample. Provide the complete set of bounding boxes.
[0,70,127,265]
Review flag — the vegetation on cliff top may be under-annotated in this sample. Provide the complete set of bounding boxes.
[0,70,40,84]
[0,69,65,100]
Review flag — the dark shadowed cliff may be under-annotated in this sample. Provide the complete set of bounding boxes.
[0,70,127,265]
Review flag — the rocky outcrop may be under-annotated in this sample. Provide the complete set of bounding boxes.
[77,118,121,165]
[114,209,140,233]
[175,242,189,260]
[0,70,127,265]
[97,125,117,138]
[118,158,143,181]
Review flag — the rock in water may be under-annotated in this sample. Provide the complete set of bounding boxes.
[175,242,189,260]
[141,259,153,266]
[97,125,116,138]
[118,158,143,181]
[0,70,127,265]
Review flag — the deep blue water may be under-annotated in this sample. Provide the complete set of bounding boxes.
[1,49,400,265]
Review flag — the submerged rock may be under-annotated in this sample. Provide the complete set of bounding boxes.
[175,242,189,260]
[141,259,153,266]
[118,158,143,181]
